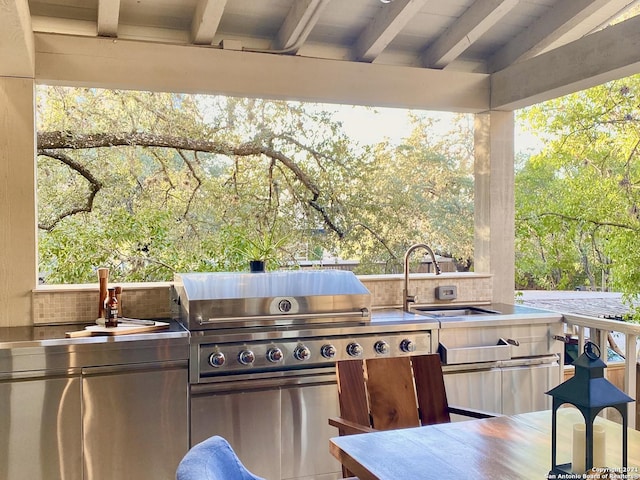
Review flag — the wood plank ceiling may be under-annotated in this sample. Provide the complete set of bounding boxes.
[0,0,636,111]
[26,0,639,74]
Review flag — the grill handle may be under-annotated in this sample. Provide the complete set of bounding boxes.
[198,308,370,325]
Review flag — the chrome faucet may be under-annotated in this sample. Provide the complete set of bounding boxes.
[403,243,442,312]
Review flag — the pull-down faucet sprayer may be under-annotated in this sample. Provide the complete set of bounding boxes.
[403,243,442,312]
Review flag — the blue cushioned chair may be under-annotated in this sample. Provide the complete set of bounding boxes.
[176,436,265,480]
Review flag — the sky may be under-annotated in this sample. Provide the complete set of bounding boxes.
[327,104,543,155]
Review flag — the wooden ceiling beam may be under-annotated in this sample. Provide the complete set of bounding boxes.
[274,0,329,52]
[355,0,427,63]
[488,0,636,73]
[0,0,34,77]
[97,0,120,37]
[422,0,518,69]
[34,32,489,112]
[491,14,640,110]
[191,0,227,45]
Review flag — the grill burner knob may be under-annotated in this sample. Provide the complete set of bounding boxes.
[238,349,255,365]
[320,344,336,359]
[208,352,225,368]
[294,345,311,361]
[266,347,283,363]
[346,342,363,357]
[374,340,390,355]
[399,339,416,353]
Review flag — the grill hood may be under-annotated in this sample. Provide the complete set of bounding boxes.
[173,270,371,330]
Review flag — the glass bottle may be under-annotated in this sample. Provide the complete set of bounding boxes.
[104,287,119,327]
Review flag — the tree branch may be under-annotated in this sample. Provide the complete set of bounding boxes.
[176,149,202,219]
[37,150,103,231]
[520,211,640,232]
[344,222,396,258]
[37,131,347,236]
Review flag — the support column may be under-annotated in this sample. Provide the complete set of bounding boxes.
[474,110,515,305]
[0,78,37,326]
[0,0,37,326]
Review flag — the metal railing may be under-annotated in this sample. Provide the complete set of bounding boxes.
[562,313,639,429]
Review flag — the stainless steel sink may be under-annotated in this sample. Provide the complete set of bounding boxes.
[411,306,500,318]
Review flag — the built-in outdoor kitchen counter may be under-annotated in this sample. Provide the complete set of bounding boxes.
[371,302,563,326]
[0,320,189,480]
[367,304,564,418]
[389,303,565,417]
[0,318,188,344]
[1,276,565,480]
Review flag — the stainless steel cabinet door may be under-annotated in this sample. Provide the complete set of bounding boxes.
[281,383,341,480]
[190,388,281,480]
[502,362,560,415]
[0,375,82,480]
[82,363,188,480]
[443,368,502,414]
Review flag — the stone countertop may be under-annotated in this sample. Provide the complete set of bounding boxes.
[359,271,492,282]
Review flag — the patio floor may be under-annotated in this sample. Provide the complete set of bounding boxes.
[520,290,635,318]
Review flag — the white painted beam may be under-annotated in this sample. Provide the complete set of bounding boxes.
[422,0,518,69]
[491,14,640,110]
[191,0,227,45]
[0,0,35,77]
[34,33,489,112]
[31,15,97,37]
[274,0,329,52]
[97,0,120,37]
[355,0,427,63]
[489,0,635,73]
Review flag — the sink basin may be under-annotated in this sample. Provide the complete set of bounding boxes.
[412,306,500,318]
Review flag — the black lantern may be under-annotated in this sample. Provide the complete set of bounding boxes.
[546,341,634,476]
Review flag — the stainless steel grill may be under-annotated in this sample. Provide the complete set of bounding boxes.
[172,271,434,381]
[171,270,434,480]
[173,270,372,331]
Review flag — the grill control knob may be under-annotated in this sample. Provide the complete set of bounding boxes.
[208,352,225,368]
[346,342,363,357]
[266,347,283,363]
[399,339,416,353]
[293,345,311,361]
[320,344,336,359]
[374,340,390,355]
[238,349,255,365]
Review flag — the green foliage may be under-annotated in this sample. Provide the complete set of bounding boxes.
[223,222,291,269]
[516,75,640,303]
[338,114,474,274]
[36,87,475,283]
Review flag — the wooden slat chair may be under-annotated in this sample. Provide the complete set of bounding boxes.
[328,354,498,477]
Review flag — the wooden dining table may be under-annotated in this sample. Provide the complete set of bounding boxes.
[330,409,640,479]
